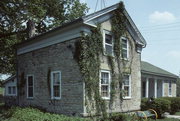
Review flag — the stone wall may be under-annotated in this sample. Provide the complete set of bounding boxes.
[18,38,84,116]
[18,20,142,116]
[164,80,176,97]
[92,20,141,113]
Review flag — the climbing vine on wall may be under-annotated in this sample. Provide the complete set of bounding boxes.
[75,25,107,117]
[75,1,134,118]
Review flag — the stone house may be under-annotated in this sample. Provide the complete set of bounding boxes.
[141,61,178,98]
[2,75,18,106]
[16,3,146,116]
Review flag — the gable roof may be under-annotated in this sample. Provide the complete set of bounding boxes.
[17,2,146,55]
[141,61,178,79]
[2,75,16,85]
[83,3,146,47]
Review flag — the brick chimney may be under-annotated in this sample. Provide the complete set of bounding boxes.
[27,19,36,38]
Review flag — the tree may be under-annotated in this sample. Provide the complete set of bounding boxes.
[0,0,88,74]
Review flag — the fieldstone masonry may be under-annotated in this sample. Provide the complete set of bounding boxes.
[17,20,142,116]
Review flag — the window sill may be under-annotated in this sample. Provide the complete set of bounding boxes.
[123,97,131,100]
[102,97,110,100]
[121,57,129,61]
[27,97,34,100]
[51,97,61,100]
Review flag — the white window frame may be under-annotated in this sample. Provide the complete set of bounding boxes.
[168,80,172,97]
[27,75,34,99]
[7,86,17,96]
[121,37,129,59]
[51,71,61,100]
[100,70,111,100]
[103,30,114,56]
[122,75,131,99]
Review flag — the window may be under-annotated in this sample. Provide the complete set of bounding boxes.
[100,70,111,99]
[104,30,113,55]
[121,37,128,59]
[7,86,16,96]
[27,75,34,98]
[168,81,172,96]
[51,71,61,99]
[122,75,131,98]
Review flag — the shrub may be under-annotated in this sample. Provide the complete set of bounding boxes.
[2,106,89,121]
[109,113,127,121]
[141,98,149,110]
[162,97,180,114]
[141,98,171,118]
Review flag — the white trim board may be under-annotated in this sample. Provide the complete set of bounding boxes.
[17,26,90,55]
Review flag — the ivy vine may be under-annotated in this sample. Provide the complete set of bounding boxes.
[75,1,134,118]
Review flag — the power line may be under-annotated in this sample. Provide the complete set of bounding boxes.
[139,21,180,29]
[141,24,180,31]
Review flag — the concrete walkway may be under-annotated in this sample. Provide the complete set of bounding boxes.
[165,114,180,119]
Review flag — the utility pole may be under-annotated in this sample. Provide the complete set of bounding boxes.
[95,0,106,12]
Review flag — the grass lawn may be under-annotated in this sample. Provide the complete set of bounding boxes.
[0,104,90,121]
[174,112,180,116]
[0,87,3,95]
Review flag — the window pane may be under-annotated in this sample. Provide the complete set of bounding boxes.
[122,50,127,58]
[53,73,60,85]
[169,82,172,95]
[105,34,112,44]
[8,87,11,94]
[28,76,33,98]
[101,72,109,84]
[12,86,16,94]
[53,85,60,97]
[124,86,129,96]
[28,87,33,97]
[123,75,129,85]
[101,86,108,97]
[105,45,113,55]
[121,39,128,58]
[28,76,33,86]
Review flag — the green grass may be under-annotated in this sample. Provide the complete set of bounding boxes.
[0,104,179,121]
[174,112,180,116]
[0,105,90,121]
[0,87,3,95]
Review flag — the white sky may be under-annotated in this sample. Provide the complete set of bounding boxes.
[81,0,180,76]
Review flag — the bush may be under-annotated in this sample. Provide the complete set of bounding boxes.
[141,98,149,110]
[162,97,180,114]
[109,113,127,121]
[141,98,171,118]
[2,106,89,121]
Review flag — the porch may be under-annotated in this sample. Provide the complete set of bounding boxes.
[141,77,164,98]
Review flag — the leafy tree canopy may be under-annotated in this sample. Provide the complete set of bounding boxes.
[0,0,88,74]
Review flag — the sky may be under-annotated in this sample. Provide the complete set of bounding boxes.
[80,0,180,76]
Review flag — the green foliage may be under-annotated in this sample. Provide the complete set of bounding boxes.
[0,87,3,95]
[0,106,89,121]
[76,25,106,117]
[110,1,132,105]
[140,98,149,110]
[108,113,127,121]
[141,98,171,118]
[177,78,180,97]
[0,0,88,74]
[162,97,180,114]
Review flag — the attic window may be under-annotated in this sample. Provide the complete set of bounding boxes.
[104,30,113,55]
